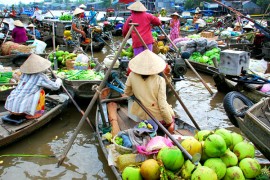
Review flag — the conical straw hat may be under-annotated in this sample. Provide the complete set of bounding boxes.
[127,1,147,12]
[27,24,36,28]
[73,8,84,15]
[243,24,254,29]
[79,4,86,9]
[20,54,51,74]
[13,20,24,27]
[170,12,180,17]
[129,49,166,75]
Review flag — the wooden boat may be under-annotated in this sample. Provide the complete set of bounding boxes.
[0,93,68,147]
[187,60,216,75]
[228,96,270,160]
[0,83,17,101]
[95,90,197,179]
[213,73,270,103]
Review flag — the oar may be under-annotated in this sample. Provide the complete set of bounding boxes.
[132,96,201,164]
[49,68,95,131]
[0,154,55,158]
[57,24,136,167]
[133,26,201,130]
[158,26,214,95]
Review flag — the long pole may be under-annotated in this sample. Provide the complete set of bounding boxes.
[57,24,136,167]
[158,26,214,95]
[49,68,95,131]
[133,25,201,130]
[133,96,200,164]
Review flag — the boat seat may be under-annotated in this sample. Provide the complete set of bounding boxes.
[2,114,27,125]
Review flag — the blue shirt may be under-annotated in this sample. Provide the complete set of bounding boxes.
[29,29,41,39]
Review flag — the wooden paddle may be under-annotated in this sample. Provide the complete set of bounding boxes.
[132,96,201,164]
[57,24,137,167]
[49,68,95,131]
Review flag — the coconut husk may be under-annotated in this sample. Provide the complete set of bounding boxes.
[1,41,34,55]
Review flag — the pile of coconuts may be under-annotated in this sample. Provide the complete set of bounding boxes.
[121,128,269,180]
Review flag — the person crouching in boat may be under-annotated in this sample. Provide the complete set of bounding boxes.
[27,24,41,40]
[4,54,62,120]
[11,20,28,44]
[71,8,86,53]
[124,49,175,133]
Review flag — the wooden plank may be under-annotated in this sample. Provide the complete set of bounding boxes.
[117,107,137,130]
[175,129,194,136]
[2,120,35,133]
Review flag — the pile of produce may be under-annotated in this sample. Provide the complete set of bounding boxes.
[155,41,169,54]
[59,14,72,21]
[119,128,269,180]
[49,50,77,67]
[56,69,104,81]
[120,46,134,59]
[0,72,13,83]
[0,85,14,91]
[204,17,215,23]
[190,48,221,65]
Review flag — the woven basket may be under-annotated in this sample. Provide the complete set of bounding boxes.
[65,59,75,70]
[1,41,34,55]
[112,135,133,154]
[200,31,214,38]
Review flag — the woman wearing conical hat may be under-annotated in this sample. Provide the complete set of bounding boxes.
[5,54,62,119]
[11,20,28,44]
[122,1,161,56]
[169,12,180,47]
[124,50,175,133]
[71,8,86,52]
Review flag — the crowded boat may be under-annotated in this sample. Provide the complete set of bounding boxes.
[0,0,269,179]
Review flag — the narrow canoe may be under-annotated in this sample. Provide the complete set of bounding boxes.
[0,93,68,148]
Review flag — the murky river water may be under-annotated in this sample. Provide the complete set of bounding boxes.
[0,36,268,179]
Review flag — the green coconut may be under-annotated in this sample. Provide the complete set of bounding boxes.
[122,166,143,180]
[204,158,227,180]
[195,130,212,141]
[200,141,210,162]
[204,134,227,157]
[223,166,245,180]
[140,159,160,180]
[230,132,244,150]
[181,160,202,179]
[233,141,255,160]
[157,146,184,172]
[215,128,233,148]
[191,166,218,180]
[239,158,261,179]
[220,148,238,167]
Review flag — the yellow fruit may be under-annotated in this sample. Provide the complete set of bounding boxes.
[147,124,153,129]
[181,137,202,156]
[158,41,164,47]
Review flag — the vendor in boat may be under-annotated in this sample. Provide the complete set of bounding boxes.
[238,24,256,44]
[233,22,242,32]
[169,12,180,47]
[31,6,43,27]
[89,7,98,26]
[160,8,167,17]
[122,1,161,56]
[71,8,86,52]
[27,24,41,40]
[79,4,87,19]
[11,20,28,44]
[192,7,202,24]
[5,54,62,119]
[124,49,175,133]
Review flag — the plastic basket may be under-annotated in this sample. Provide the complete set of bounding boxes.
[74,66,88,70]
[112,134,133,154]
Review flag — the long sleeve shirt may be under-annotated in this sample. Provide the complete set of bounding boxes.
[124,72,174,124]
[12,27,28,44]
[5,73,61,115]
[31,10,43,21]
[122,11,161,48]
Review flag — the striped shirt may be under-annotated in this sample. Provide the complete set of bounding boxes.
[5,73,61,115]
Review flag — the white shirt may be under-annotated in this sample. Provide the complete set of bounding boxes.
[32,10,43,21]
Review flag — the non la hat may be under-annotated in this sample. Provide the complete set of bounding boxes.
[127,1,147,12]
[13,20,24,27]
[27,24,36,28]
[20,54,51,74]
[73,8,84,15]
[129,49,166,75]
[235,22,241,26]
[243,24,254,29]
[79,4,86,9]
[170,12,180,17]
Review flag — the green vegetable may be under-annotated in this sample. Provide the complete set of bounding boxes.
[138,122,147,128]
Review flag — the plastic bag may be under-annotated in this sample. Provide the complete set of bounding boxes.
[75,54,89,63]
[31,39,47,54]
[206,40,218,50]
[195,38,207,47]
[249,59,268,74]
